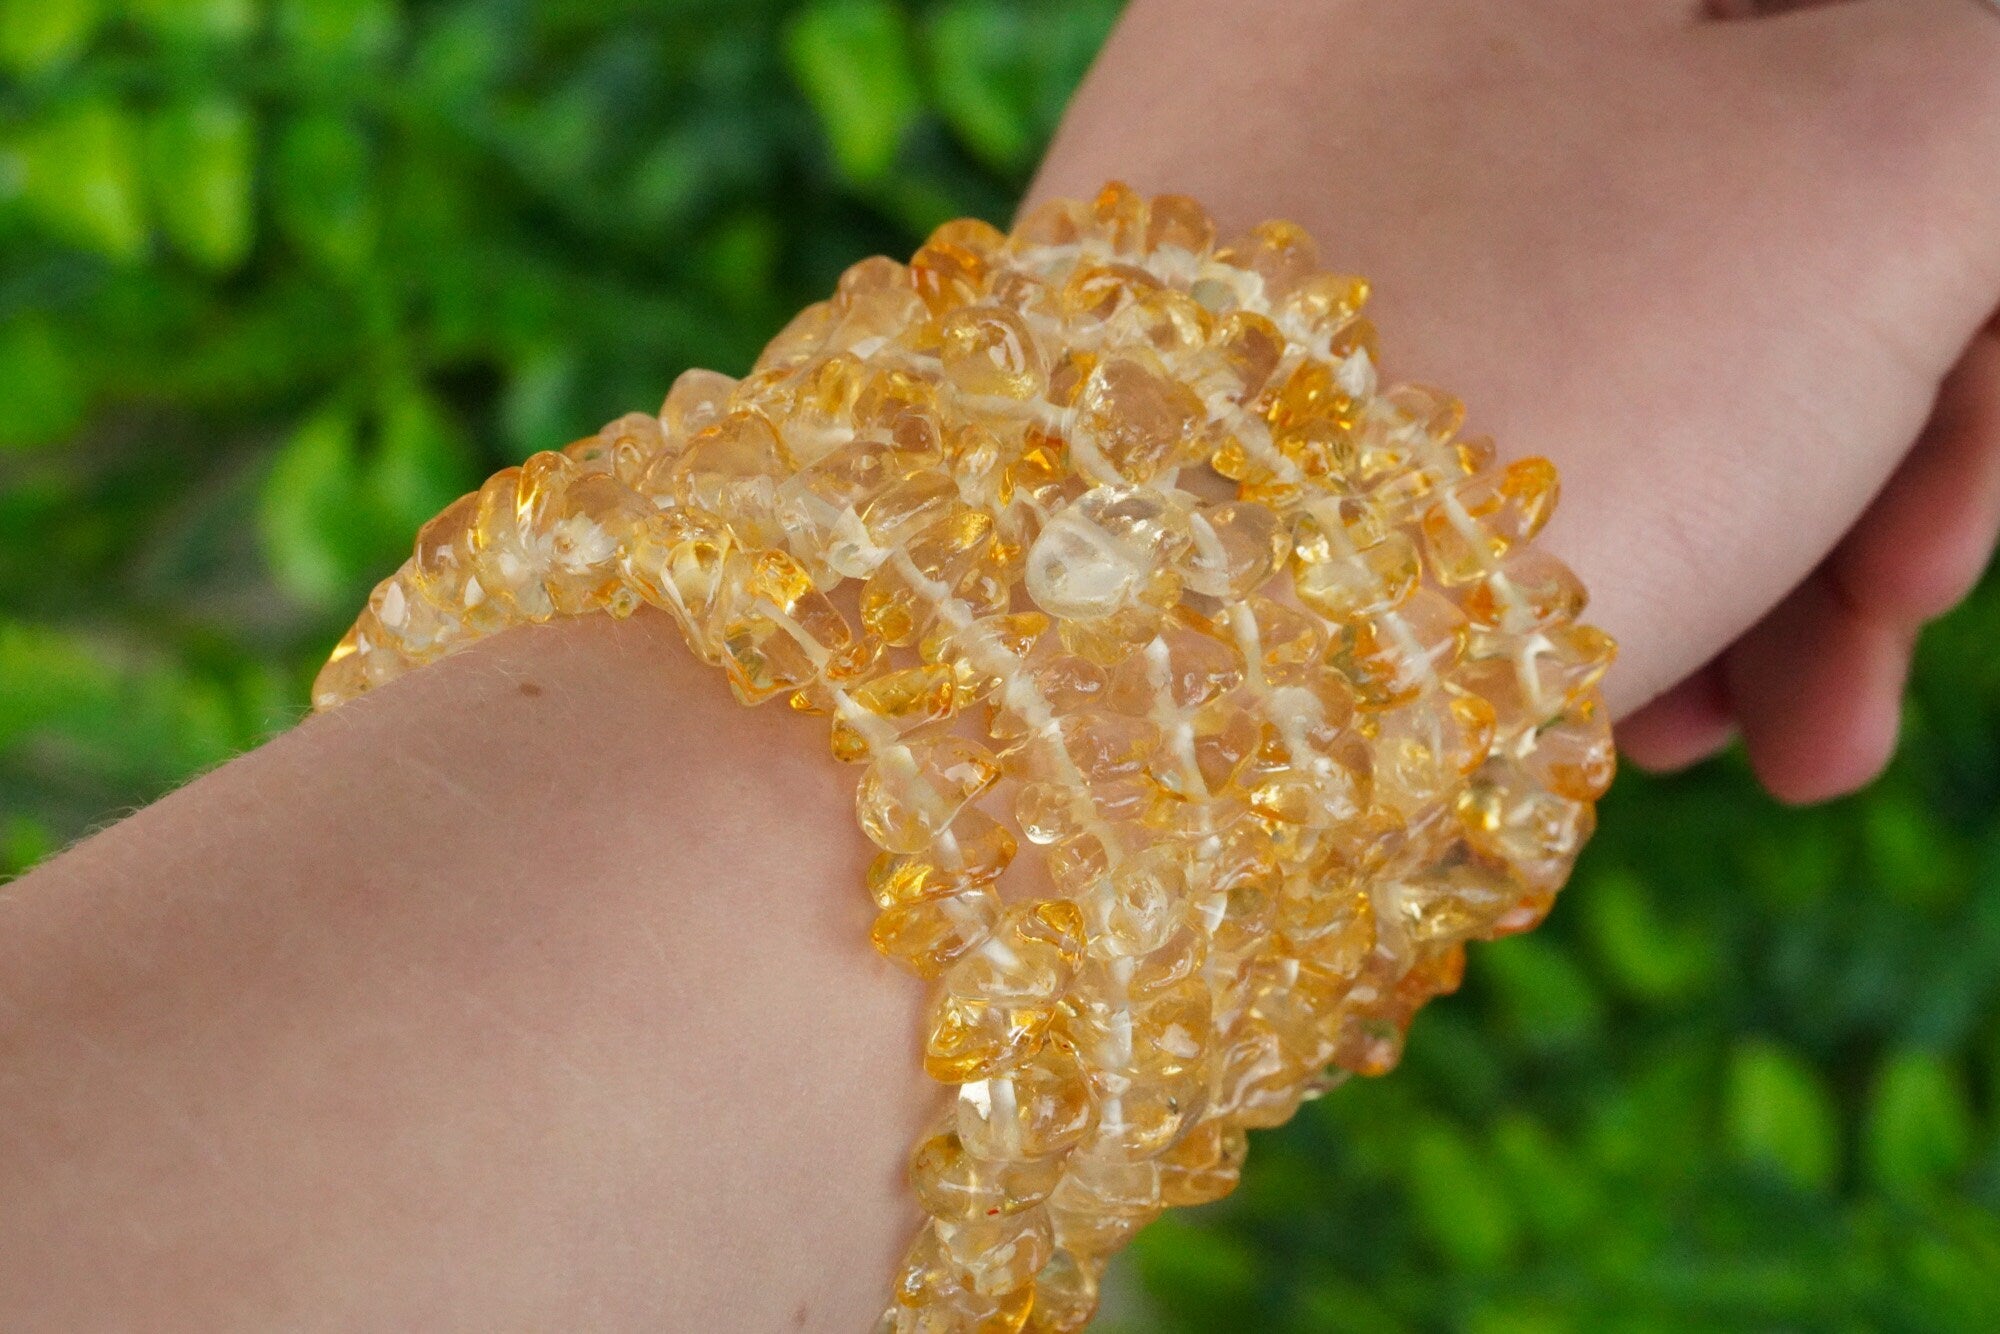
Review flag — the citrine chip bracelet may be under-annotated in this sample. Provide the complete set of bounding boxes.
[313,183,1615,1332]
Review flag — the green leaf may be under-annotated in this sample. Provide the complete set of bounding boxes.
[1128,1215,1260,1325]
[785,0,923,186]
[145,96,257,271]
[0,0,100,75]
[1,813,56,877]
[925,0,1036,173]
[501,345,579,459]
[275,0,397,65]
[1863,1049,1973,1196]
[259,406,365,607]
[1862,790,1964,911]
[0,319,86,450]
[1724,1038,1841,1192]
[698,210,780,316]
[17,98,149,261]
[0,620,235,786]
[1406,1122,1520,1272]
[128,0,258,46]
[0,619,118,751]
[1479,934,1604,1053]
[365,387,476,535]
[1491,1113,1599,1244]
[1580,866,1713,1004]
[272,112,377,272]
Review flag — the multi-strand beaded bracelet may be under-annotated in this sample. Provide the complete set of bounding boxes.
[313,184,1614,1332]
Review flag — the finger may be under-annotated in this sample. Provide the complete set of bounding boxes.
[1832,325,2000,626]
[1616,663,1737,772]
[1723,569,1911,804]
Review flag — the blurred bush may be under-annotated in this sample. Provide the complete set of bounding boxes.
[1,2,1996,1329]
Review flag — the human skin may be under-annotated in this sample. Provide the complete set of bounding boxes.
[1032,0,2000,804]
[2,2,1998,1331]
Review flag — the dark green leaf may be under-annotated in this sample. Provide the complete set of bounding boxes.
[0,320,86,450]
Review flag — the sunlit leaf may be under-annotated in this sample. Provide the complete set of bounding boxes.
[785,0,922,185]
[1863,1049,1973,1196]
[1580,865,1714,1004]
[0,0,100,75]
[1,812,56,877]
[1406,1121,1520,1271]
[366,386,477,535]
[1478,933,1604,1053]
[18,98,148,261]
[1725,1038,1841,1192]
[924,0,1036,173]
[127,0,258,46]
[259,406,365,607]
[146,96,257,271]
[274,0,397,65]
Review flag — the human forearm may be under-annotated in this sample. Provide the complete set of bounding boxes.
[0,609,924,1329]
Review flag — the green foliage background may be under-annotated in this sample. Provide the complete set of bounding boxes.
[3,1,1999,1328]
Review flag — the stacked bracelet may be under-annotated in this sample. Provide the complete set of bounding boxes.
[314,183,1613,1332]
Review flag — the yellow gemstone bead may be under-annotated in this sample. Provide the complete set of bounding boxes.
[313,184,1614,1331]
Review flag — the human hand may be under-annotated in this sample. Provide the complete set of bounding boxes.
[1028,0,2000,802]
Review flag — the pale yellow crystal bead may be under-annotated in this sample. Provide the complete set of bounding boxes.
[1178,500,1287,600]
[1023,1249,1101,1333]
[459,467,553,622]
[1420,456,1561,583]
[312,184,1618,1331]
[1086,181,1148,255]
[911,237,990,316]
[909,1128,1065,1222]
[1049,1153,1163,1236]
[1277,272,1371,341]
[1215,218,1321,301]
[1346,588,1469,707]
[368,569,453,661]
[868,809,1018,908]
[1157,1121,1249,1208]
[925,988,1056,1083]
[1453,546,1588,632]
[940,305,1046,400]
[659,366,738,438]
[544,473,647,615]
[831,663,959,762]
[1517,697,1617,802]
[935,1206,1055,1298]
[1143,193,1216,258]
[619,507,735,660]
[956,1043,1095,1161]
[405,491,479,611]
[1071,352,1206,484]
[872,884,1003,979]
[567,410,666,483]
[1025,486,1188,620]
[1060,261,1162,327]
[856,735,1004,853]
[1294,528,1421,621]
[944,900,1084,1005]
